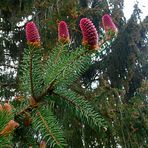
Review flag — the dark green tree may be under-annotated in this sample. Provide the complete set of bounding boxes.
[0,0,148,147]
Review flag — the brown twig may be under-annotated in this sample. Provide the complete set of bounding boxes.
[15,105,32,118]
[0,83,17,88]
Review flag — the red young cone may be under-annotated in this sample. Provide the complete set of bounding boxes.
[102,14,118,40]
[80,18,99,50]
[25,21,41,47]
[3,103,12,113]
[58,21,70,43]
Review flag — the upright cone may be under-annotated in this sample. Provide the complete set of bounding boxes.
[58,21,70,44]
[25,21,41,47]
[80,18,99,50]
[102,14,118,40]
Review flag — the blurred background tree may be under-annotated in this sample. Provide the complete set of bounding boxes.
[0,0,148,147]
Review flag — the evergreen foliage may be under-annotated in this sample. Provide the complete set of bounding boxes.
[13,38,108,146]
[32,107,66,147]
[0,0,148,147]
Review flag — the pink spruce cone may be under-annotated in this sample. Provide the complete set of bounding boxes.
[58,21,70,43]
[102,14,118,40]
[80,18,99,50]
[25,21,41,47]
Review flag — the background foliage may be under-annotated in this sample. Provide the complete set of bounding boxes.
[0,0,148,147]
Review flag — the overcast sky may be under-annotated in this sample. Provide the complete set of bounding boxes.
[124,0,148,20]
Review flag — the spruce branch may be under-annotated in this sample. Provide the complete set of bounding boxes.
[38,46,92,101]
[37,110,60,146]
[43,46,90,91]
[32,107,66,147]
[53,44,66,64]
[20,46,44,99]
[53,88,108,130]
[14,97,38,119]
